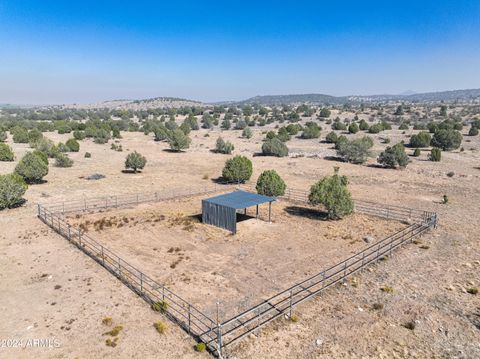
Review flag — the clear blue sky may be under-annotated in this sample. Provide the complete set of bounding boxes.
[1,1,479,104]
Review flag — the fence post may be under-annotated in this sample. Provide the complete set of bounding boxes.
[217,323,223,359]
[343,261,347,281]
[389,241,393,257]
[118,257,121,275]
[37,204,40,217]
[78,229,82,246]
[288,288,294,317]
[101,246,105,266]
[140,272,143,293]
[68,225,71,241]
[188,304,191,334]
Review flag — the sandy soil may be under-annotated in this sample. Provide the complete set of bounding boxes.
[65,198,405,320]
[1,124,479,358]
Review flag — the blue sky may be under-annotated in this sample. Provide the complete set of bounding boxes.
[1,1,479,104]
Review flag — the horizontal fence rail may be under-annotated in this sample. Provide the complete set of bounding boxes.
[37,183,438,358]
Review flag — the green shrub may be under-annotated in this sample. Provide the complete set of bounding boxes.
[308,167,354,220]
[15,152,49,183]
[413,148,421,157]
[256,170,286,197]
[32,150,48,165]
[125,151,147,173]
[12,127,29,143]
[409,131,431,148]
[151,301,168,312]
[93,129,111,144]
[32,138,57,158]
[28,128,43,144]
[431,129,462,151]
[359,119,369,131]
[319,108,331,118]
[348,122,359,134]
[0,131,7,142]
[222,155,252,183]
[242,127,252,139]
[325,131,338,144]
[378,143,409,168]
[55,153,73,168]
[398,123,409,130]
[0,143,14,161]
[301,123,321,139]
[262,138,289,157]
[468,126,479,136]
[332,121,347,131]
[286,123,301,135]
[429,147,441,162]
[168,129,191,151]
[194,342,206,352]
[215,137,234,154]
[0,174,27,210]
[336,137,373,164]
[368,123,383,134]
[65,138,80,152]
[334,135,348,150]
[73,130,86,140]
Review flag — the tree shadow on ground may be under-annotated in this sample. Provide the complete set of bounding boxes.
[284,206,329,220]
[323,155,344,162]
[121,169,143,174]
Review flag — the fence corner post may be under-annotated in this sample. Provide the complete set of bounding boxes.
[217,323,223,359]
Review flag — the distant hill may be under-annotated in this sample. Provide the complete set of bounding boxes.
[63,97,204,110]
[233,88,480,106]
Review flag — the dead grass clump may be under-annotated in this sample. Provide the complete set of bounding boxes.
[105,337,119,347]
[154,320,167,334]
[105,325,123,337]
[168,214,198,231]
[467,287,478,295]
[380,286,394,293]
[102,317,113,326]
[194,342,206,352]
[372,303,384,310]
[290,314,299,323]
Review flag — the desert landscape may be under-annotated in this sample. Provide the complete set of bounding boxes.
[1,101,479,358]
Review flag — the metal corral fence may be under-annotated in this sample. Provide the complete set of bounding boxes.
[37,183,438,358]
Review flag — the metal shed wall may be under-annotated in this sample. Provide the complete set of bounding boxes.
[202,200,237,233]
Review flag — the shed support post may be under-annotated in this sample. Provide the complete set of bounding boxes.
[269,201,272,223]
[256,205,259,218]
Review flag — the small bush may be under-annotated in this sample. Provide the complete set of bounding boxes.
[154,321,167,334]
[194,342,206,352]
[242,127,252,139]
[309,167,353,219]
[336,137,373,164]
[380,286,394,293]
[73,130,86,140]
[290,314,299,322]
[102,317,113,326]
[398,123,409,130]
[55,153,73,168]
[0,173,28,210]
[332,121,347,131]
[262,138,289,157]
[32,150,48,165]
[409,131,431,148]
[65,138,80,152]
[84,152,92,158]
[28,128,43,144]
[301,123,321,139]
[368,123,383,134]
[467,287,478,295]
[468,126,479,136]
[125,151,147,173]
[412,148,421,157]
[0,143,14,161]
[256,170,286,197]
[359,120,369,131]
[12,127,29,143]
[168,129,191,151]
[378,143,409,168]
[151,301,168,312]
[372,303,384,310]
[105,325,123,337]
[222,155,253,183]
[215,137,234,154]
[15,152,49,183]
[348,122,359,134]
[325,131,338,144]
[431,129,462,151]
[105,337,119,347]
[0,131,7,142]
[429,147,441,162]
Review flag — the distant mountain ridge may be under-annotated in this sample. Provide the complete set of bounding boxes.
[234,88,480,105]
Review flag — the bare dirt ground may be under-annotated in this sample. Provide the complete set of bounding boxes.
[1,124,480,358]
[65,198,405,320]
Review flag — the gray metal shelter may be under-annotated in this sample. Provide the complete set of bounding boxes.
[202,190,275,234]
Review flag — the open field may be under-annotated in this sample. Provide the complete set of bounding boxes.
[1,115,480,358]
